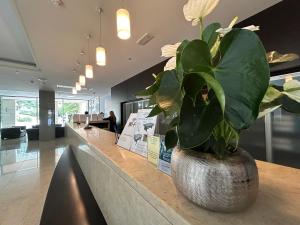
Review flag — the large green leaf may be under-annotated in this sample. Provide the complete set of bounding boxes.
[198,72,225,112]
[165,129,178,149]
[213,120,239,150]
[178,94,223,149]
[155,70,182,115]
[182,73,205,103]
[176,40,189,77]
[181,40,212,73]
[148,105,163,117]
[214,29,270,130]
[136,72,164,97]
[183,71,226,112]
[169,116,179,128]
[202,23,221,49]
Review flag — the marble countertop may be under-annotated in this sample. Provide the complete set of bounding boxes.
[67,123,300,225]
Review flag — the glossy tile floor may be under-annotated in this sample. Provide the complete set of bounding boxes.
[0,137,67,225]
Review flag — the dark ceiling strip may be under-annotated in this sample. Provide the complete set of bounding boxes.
[0,57,36,67]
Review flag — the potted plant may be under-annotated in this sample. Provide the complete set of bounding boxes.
[137,0,300,212]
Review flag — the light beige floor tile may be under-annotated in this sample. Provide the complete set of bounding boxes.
[0,138,68,225]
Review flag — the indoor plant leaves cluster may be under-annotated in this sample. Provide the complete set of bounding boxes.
[137,0,300,159]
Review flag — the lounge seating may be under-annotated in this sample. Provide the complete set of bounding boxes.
[55,126,65,138]
[26,124,65,140]
[12,126,26,131]
[0,127,21,140]
[40,148,107,225]
[26,128,39,140]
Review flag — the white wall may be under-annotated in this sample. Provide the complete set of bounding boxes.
[100,94,111,118]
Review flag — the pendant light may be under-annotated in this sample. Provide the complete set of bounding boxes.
[76,61,86,86]
[96,8,106,66]
[85,34,94,78]
[76,82,81,91]
[116,1,131,40]
[79,74,86,86]
[72,87,77,94]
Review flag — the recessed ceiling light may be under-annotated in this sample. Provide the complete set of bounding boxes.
[136,33,154,46]
[38,77,48,82]
[50,0,64,7]
[38,78,47,85]
[57,84,73,89]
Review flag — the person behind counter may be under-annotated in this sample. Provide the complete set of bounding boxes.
[104,111,117,132]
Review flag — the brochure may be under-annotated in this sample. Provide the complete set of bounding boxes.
[147,135,160,166]
[158,135,173,176]
[117,113,137,150]
[130,109,157,157]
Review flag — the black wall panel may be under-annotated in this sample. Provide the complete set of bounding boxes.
[111,60,166,125]
[237,0,300,75]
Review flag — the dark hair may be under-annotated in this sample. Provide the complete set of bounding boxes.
[84,111,89,115]
[110,111,116,123]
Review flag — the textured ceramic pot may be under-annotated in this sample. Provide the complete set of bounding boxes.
[171,147,259,213]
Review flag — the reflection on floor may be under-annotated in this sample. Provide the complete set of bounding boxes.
[0,138,68,225]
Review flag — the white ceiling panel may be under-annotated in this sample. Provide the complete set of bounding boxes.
[0,0,281,98]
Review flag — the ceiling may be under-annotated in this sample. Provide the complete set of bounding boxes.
[0,0,281,99]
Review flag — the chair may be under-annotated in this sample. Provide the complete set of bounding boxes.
[79,114,87,123]
[73,114,80,123]
[90,114,98,122]
[97,113,104,121]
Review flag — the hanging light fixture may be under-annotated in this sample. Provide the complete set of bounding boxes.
[79,74,86,86]
[76,82,81,91]
[85,65,93,78]
[75,61,86,86]
[116,6,131,40]
[96,8,106,66]
[85,34,94,78]
[72,87,77,94]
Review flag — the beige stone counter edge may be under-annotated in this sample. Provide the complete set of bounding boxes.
[66,124,190,225]
[66,123,300,225]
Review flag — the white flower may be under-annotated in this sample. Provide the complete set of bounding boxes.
[243,25,260,32]
[164,57,176,71]
[183,0,220,26]
[216,20,260,37]
[161,42,181,71]
[161,43,181,57]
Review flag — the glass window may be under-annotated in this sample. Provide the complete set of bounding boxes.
[88,97,100,114]
[0,96,38,129]
[55,99,88,124]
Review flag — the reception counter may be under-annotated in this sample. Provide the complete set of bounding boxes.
[66,123,300,225]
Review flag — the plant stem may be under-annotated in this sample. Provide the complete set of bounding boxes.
[199,17,204,40]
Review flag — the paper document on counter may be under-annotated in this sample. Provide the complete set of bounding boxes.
[117,113,137,150]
